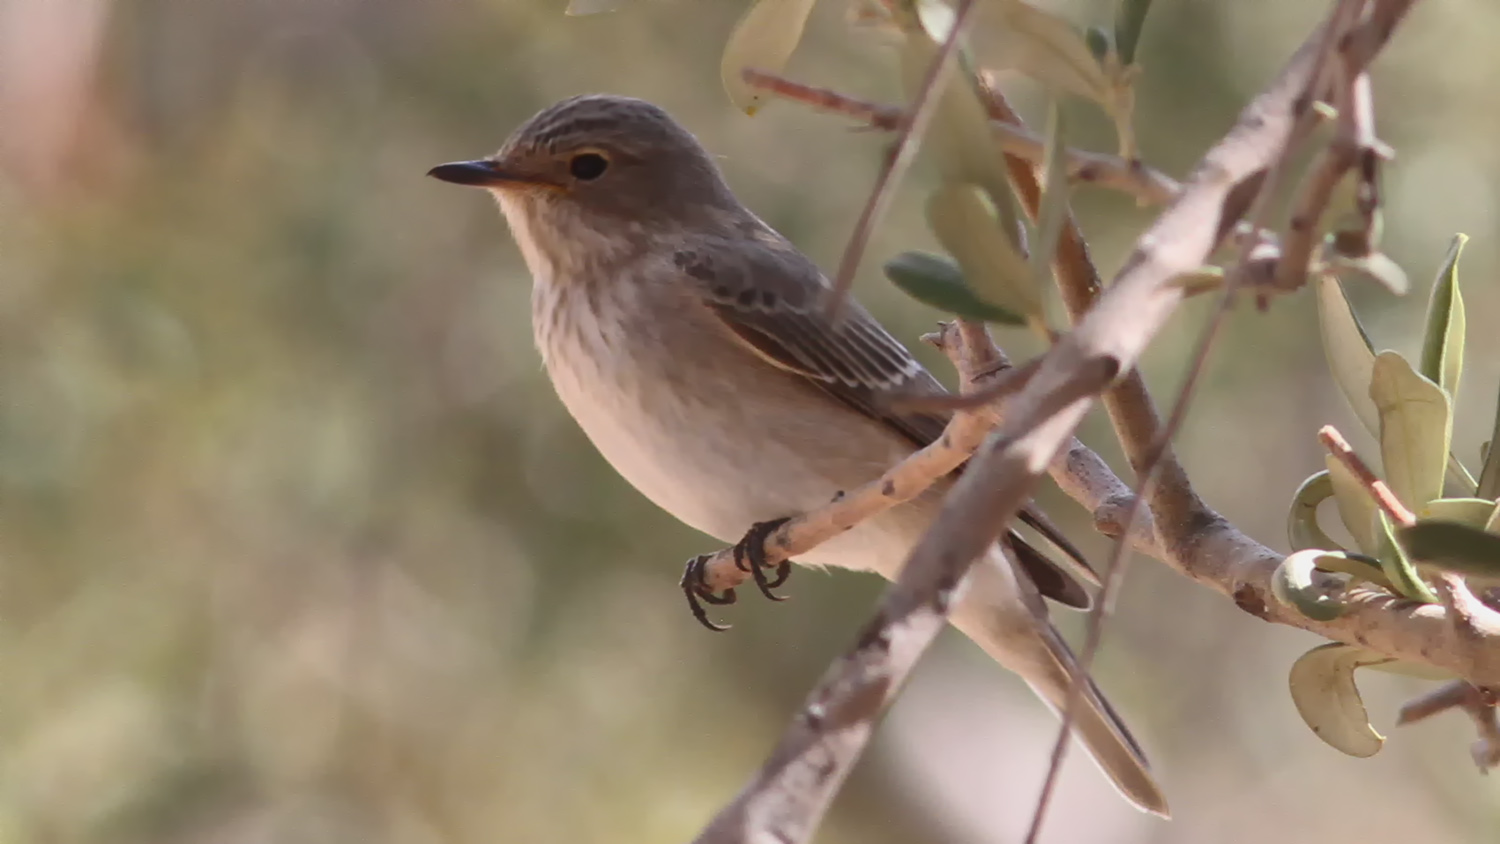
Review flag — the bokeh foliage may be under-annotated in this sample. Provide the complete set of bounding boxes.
[2,1,1500,842]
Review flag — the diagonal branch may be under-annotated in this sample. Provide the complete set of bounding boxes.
[907,0,1500,691]
[689,320,1014,844]
[691,4,1468,844]
[826,0,979,312]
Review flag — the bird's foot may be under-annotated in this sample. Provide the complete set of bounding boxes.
[733,517,793,601]
[680,554,736,632]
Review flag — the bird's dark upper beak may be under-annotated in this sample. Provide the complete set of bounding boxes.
[427,159,533,188]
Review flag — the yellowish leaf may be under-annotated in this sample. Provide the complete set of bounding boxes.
[1370,351,1451,510]
[721,0,819,114]
[1289,643,1391,758]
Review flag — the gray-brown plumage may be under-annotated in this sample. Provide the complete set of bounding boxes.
[428,93,1167,816]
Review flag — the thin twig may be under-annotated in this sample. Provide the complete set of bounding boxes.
[1399,680,1500,770]
[690,368,996,606]
[740,68,1181,205]
[871,0,1475,685]
[888,353,1041,412]
[1398,679,1482,724]
[1317,424,1416,525]
[984,19,1347,828]
[689,322,1010,844]
[976,76,1207,566]
[826,0,979,314]
[1275,3,1387,292]
[1025,253,1241,844]
[693,5,1458,843]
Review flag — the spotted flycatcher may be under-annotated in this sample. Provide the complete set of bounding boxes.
[429,94,1165,815]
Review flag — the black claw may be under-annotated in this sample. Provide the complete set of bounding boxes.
[764,559,792,589]
[734,518,794,602]
[680,555,735,632]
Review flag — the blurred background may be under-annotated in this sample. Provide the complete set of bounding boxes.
[1,0,1498,842]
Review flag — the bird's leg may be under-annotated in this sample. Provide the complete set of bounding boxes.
[733,517,793,601]
[680,554,736,632]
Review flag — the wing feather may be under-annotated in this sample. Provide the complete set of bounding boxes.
[671,235,1096,603]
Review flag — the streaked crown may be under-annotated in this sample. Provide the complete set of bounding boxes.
[497,94,739,223]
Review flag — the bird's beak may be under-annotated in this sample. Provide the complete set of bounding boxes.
[427,159,549,188]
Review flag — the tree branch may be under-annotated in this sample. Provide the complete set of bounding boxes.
[740,68,1181,206]
[929,0,1500,692]
[690,4,1468,844]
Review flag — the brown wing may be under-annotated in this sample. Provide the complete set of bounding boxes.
[672,235,951,446]
[673,234,1098,607]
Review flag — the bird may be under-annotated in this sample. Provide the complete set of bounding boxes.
[427,93,1167,816]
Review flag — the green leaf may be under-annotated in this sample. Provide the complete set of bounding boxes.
[1331,251,1410,295]
[926,184,1043,322]
[1084,26,1111,63]
[1398,520,1500,578]
[1313,552,1396,591]
[902,13,1025,250]
[1287,471,1338,552]
[1028,100,1069,298]
[1418,234,1467,401]
[1479,383,1500,500]
[1271,549,1349,621]
[720,0,820,114]
[1113,0,1154,65]
[1375,510,1439,603]
[971,0,1111,104]
[1316,274,1379,438]
[1361,660,1457,680]
[1419,497,1497,527]
[1288,643,1391,758]
[883,251,1026,325]
[1370,351,1451,511]
[1325,454,1377,555]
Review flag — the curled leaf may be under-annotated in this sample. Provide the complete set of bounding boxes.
[1370,351,1450,511]
[883,251,1025,325]
[720,0,819,114]
[1289,643,1393,757]
[1398,520,1500,579]
[1418,497,1497,528]
[1310,552,1394,591]
[926,184,1042,322]
[1113,0,1154,66]
[1375,510,1439,603]
[1418,234,1467,402]
[1271,549,1349,621]
[1287,471,1338,552]
[1362,660,1456,680]
[1325,454,1377,555]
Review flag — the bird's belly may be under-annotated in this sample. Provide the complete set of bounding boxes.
[550,369,839,541]
[541,348,929,571]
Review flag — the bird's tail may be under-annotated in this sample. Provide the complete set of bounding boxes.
[945,549,1170,817]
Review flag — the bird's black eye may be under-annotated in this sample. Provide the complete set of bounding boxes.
[569,153,608,181]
